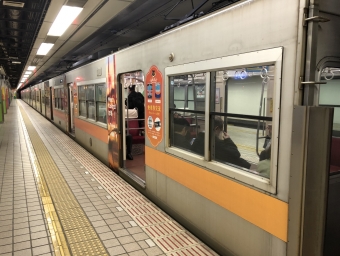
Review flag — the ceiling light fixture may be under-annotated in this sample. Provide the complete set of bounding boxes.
[17,83,22,90]
[3,1,25,8]
[21,78,26,82]
[37,43,54,55]
[27,66,36,71]
[11,61,21,64]
[23,75,29,78]
[25,71,32,75]
[47,6,83,37]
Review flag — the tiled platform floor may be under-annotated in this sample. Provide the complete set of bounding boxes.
[0,100,218,256]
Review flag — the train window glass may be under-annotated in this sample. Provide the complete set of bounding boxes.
[79,101,86,117]
[169,73,206,154]
[87,101,95,120]
[320,68,340,136]
[96,84,107,124]
[86,85,95,120]
[78,86,86,100]
[54,89,58,108]
[78,86,86,117]
[86,85,95,101]
[209,66,274,178]
[59,88,64,110]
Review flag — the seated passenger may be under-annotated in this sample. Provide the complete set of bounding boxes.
[172,118,191,150]
[260,124,272,161]
[257,145,271,178]
[192,116,251,169]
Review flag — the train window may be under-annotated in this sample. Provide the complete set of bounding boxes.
[96,84,107,124]
[58,88,64,110]
[169,73,205,154]
[87,85,95,120]
[78,86,86,117]
[166,47,282,193]
[210,66,275,178]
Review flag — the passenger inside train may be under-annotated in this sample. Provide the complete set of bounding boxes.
[172,117,192,150]
[257,145,271,178]
[192,116,251,169]
[126,84,145,128]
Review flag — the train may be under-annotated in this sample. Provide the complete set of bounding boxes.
[19,0,340,255]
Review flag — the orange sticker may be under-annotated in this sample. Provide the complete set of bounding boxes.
[145,65,163,147]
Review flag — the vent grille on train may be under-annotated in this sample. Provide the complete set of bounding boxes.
[3,1,25,8]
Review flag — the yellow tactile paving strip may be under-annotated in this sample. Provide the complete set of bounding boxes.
[19,106,108,256]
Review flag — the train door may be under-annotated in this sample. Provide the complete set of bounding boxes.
[118,72,146,185]
[292,1,340,254]
[68,83,75,135]
[50,87,53,121]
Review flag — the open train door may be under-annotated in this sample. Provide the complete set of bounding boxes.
[116,71,146,188]
[288,1,340,255]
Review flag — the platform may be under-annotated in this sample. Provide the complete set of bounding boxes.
[0,100,218,256]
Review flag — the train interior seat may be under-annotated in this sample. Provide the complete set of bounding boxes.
[330,136,340,174]
[127,119,145,144]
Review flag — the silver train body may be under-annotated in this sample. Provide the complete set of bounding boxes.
[20,0,340,255]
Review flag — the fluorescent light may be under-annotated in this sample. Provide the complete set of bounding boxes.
[27,66,36,71]
[21,78,26,82]
[12,61,21,64]
[37,43,54,55]
[17,83,22,89]
[25,71,32,75]
[23,75,29,78]
[47,6,83,36]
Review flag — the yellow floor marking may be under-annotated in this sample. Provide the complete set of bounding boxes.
[19,105,108,256]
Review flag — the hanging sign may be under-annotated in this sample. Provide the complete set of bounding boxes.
[145,65,163,147]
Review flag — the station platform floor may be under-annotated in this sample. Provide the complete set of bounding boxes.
[0,100,218,256]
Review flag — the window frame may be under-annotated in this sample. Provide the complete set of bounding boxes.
[54,86,64,111]
[76,78,107,125]
[165,47,283,193]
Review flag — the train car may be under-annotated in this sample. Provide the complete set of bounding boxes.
[20,0,340,255]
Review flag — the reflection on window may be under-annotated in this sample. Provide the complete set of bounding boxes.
[169,66,275,179]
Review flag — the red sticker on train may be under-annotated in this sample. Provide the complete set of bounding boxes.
[145,65,163,147]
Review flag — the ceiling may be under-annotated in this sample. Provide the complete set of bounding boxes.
[0,0,239,90]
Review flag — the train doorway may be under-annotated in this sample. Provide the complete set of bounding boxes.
[318,67,340,256]
[119,72,146,183]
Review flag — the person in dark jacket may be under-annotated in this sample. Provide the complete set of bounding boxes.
[192,116,251,169]
[172,118,192,150]
[126,85,144,119]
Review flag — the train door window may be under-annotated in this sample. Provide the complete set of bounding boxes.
[166,47,282,193]
[86,85,95,120]
[78,86,86,117]
[96,83,107,124]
